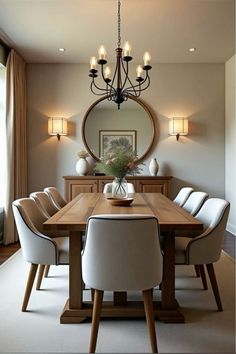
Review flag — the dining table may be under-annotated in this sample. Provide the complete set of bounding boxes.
[44,192,203,324]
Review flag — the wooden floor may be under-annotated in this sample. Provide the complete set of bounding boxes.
[0,241,21,265]
[0,232,235,265]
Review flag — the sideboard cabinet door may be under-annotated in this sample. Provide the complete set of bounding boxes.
[136,179,170,197]
[64,179,98,201]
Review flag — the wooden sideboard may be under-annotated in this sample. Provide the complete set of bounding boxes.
[63,175,172,201]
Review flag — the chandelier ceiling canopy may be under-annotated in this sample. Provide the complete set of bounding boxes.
[89,0,152,109]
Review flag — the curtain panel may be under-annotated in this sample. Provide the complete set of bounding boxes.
[3,49,27,245]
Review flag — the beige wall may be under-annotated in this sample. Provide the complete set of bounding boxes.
[27,63,225,200]
[225,55,236,235]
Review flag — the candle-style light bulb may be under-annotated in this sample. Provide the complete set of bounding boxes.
[105,66,111,79]
[90,56,97,70]
[98,45,106,60]
[136,65,143,78]
[123,41,131,57]
[143,52,151,66]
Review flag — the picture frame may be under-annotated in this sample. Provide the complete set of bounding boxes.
[99,130,137,157]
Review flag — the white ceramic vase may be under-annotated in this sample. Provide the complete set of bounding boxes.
[149,158,159,176]
[76,158,89,176]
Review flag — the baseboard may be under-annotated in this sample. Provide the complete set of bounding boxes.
[226,222,236,236]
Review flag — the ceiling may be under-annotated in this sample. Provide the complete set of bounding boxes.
[0,0,235,64]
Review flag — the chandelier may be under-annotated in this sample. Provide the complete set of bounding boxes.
[89,0,152,109]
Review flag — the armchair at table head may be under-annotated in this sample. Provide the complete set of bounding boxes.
[103,182,135,194]
[30,191,59,217]
[82,214,162,353]
[12,198,69,312]
[182,191,209,216]
[173,187,194,207]
[175,198,230,311]
[44,187,67,209]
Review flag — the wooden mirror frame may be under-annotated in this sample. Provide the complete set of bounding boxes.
[82,95,155,163]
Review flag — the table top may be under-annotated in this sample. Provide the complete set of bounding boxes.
[44,193,203,233]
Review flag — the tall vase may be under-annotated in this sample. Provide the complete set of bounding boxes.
[149,158,159,176]
[76,158,89,176]
[112,177,128,199]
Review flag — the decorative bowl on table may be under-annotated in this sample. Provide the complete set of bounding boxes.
[106,197,134,206]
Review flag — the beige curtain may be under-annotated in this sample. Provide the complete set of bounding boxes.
[3,49,27,245]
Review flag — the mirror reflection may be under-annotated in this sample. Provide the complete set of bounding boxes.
[82,96,155,162]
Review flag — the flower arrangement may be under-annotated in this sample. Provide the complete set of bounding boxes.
[77,150,89,159]
[95,147,142,178]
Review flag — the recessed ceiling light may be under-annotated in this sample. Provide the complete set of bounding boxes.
[58,48,66,52]
[189,47,196,52]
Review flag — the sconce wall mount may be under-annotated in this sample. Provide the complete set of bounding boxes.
[48,117,68,141]
[169,117,188,141]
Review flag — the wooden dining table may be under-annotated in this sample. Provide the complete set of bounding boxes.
[44,192,203,324]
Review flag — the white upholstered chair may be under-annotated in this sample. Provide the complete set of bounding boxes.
[173,187,194,207]
[30,191,59,217]
[82,214,163,353]
[182,191,208,216]
[175,198,230,311]
[103,182,135,194]
[44,187,67,209]
[12,198,69,311]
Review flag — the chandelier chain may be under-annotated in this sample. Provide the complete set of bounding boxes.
[117,0,121,48]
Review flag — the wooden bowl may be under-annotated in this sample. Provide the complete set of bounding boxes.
[106,197,134,206]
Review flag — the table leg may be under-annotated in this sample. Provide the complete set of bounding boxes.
[69,231,82,309]
[114,292,127,306]
[162,231,177,309]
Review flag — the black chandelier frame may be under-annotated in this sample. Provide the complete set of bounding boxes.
[88,0,152,109]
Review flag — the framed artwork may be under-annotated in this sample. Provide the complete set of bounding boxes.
[99,130,137,156]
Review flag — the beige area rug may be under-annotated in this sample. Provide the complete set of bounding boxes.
[0,250,235,353]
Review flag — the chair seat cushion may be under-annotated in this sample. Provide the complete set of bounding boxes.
[54,237,69,264]
[175,237,191,264]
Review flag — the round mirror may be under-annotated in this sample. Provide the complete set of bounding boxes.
[82,95,155,162]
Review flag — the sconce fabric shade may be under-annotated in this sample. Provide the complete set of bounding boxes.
[48,118,68,140]
[169,118,188,140]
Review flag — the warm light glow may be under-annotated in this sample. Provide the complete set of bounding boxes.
[105,66,111,79]
[48,118,68,140]
[98,45,106,60]
[58,48,65,52]
[169,118,188,140]
[143,52,151,66]
[90,56,97,70]
[189,47,196,52]
[123,41,131,56]
[136,65,143,78]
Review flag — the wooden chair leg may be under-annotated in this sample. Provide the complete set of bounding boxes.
[206,263,223,311]
[36,265,45,290]
[143,289,158,353]
[89,289,104,353]
[44,265,50,277]
[194,265,201,277]
[22,263,38,312]
[199,264,208,290]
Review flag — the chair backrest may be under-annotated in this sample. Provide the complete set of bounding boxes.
[12,198,58,265]
[82,214,163,291]
[44,187,67,209]
[182,191,208,216]
[187,198,230,264]
[30,191,59,217]
[103,182,135,194]
[173,187,194,207]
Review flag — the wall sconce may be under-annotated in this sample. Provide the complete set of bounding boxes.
[48,117,68,141]
[169,117,188,141]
